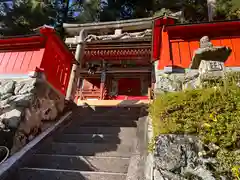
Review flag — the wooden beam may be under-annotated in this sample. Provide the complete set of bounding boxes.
[79,68,151,74]
[68,43,151,52]
[63,17,153,36]
[65,36,152,45]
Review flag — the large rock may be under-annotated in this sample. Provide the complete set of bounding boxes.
[183,70,200,90]
[38,99,58,120]
[0,77,65,154]
[0,93,13,101]
[0,80,15,95]
[0,108,23,152]
[7,94,34,107]
[14,79,37,95]
[18,107,42,135]
[0,108,23,129]
[154,134,219,180]
[156,74,182,93]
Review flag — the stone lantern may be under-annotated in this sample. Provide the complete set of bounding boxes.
[188,36,232,88]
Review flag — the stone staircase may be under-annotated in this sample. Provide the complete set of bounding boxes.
[5,106,141,180]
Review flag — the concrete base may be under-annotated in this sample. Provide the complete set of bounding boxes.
[77,100,150,107]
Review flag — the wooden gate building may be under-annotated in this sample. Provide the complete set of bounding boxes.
[63,18,154,101]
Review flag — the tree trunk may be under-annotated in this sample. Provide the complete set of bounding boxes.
[207,0,216,21]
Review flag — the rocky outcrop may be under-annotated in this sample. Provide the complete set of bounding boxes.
[154,134,222,180]
[155,74,183,93]
[0,78,65,154]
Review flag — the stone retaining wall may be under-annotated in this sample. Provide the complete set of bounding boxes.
[154,69,239,94]
[0,78,65,154]
[146,117,221,180]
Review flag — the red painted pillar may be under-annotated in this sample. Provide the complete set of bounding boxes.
[152,19,162,61]
[151,65,156,99]
[157,26,172,70]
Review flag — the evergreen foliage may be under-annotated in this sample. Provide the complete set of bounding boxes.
[0,0,240,36]
[0,0,57,36]
[215,0,240,20]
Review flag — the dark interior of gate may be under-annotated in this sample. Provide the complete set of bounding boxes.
[72,39,152,101]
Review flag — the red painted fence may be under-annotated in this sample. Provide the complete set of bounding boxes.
[0,27,74,95]
[153,19,240,70]
[170,37,240,68]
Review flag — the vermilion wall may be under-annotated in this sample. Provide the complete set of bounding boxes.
[170,37,240,68]
[0,36,46,74]
[0,49,44,74]
[153,19,240,70]
[0,28,74,95]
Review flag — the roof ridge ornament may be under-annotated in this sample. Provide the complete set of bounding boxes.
[84,29,152,42]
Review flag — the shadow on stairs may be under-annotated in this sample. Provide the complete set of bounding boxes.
[1,104,148,180]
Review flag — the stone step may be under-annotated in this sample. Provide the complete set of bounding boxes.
[90,113,139,117]
[72,107,141,116]
[24,154,130,173]
[70,112,140,118]
[87,106,141,112]
[1,106,141,180]
[62,126,137,135]
[98,111,140,115]
[69,120,138,127]
[53,131,136,144]
[17,168,126,180]
[36,142,133,158]
[78,115,139,122]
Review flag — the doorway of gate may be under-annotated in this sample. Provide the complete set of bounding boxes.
[117,78,148,100]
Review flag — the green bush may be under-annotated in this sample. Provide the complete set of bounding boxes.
[149,72,240,178]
